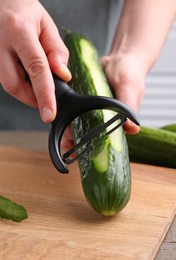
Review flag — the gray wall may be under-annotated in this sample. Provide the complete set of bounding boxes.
[139,20,176,127]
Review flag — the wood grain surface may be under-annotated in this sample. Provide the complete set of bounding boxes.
[0,144,176,260]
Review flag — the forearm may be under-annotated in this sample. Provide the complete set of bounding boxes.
[111,0,176,73]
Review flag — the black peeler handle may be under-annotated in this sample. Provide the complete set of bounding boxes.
[48,74,140,173]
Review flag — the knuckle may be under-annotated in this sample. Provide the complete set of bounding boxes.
[63,46,69,58]
[62,48,69,62]
[27,59,47,78]
[36,91,52,109]
[35,86,53,105]
[118,71,133,85]
[58,48,69,63]
[1,11,24,36]
[37,89,50,100]
[47,48,70,67]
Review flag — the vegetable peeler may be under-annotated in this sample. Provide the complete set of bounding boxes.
[49,74,140,173]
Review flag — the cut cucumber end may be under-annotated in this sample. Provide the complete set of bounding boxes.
[100,210,117,217]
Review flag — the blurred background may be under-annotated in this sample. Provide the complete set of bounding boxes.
[139,20,176,127]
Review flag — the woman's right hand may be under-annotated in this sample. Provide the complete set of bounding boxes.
[0,0,71,123]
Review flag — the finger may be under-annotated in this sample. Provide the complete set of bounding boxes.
[0,51,37,107]
[40,11,72,82]
[61,126,74,156]
[61,126,73,150]
[123,120,140,134]
[61,139,74,153]
[112,81,142,134]
[63,126,73,140]
[14,29,56,123]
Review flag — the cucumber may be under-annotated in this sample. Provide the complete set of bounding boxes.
[0,195,28,222]
[64,31,131,216]
[161,124,176,133]
[126,126,176,168]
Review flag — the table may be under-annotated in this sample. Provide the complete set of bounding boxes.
[0,131,175,259]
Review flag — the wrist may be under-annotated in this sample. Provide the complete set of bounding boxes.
[110,0,176,76]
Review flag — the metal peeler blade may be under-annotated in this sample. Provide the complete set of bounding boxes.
[62,113,127,164]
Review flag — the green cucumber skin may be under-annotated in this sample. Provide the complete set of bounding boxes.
[161,124,176,133]
[126,126,176,168]
[0,195,28,222]
[71,116,131,216]
[64,31,131,216]
[79,139,131,216]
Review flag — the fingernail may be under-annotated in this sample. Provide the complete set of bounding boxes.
[42,107,53,122]
[59,64,72,82]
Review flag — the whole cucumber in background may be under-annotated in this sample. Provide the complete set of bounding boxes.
[126,125,176,168]
[64,30,131,216]
[161,124,176,133]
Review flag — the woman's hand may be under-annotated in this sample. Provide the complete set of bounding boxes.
[0,0,71,123]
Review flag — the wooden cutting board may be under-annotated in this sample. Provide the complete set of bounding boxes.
[0,146,176,260]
